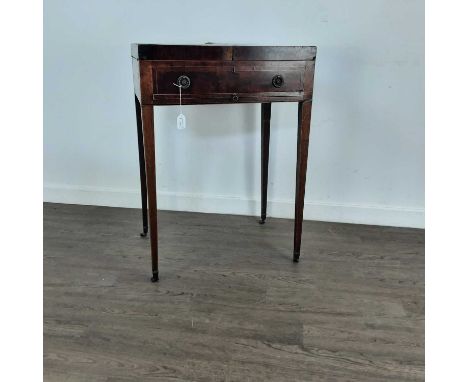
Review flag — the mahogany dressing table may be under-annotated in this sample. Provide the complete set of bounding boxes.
[131,44,317,282]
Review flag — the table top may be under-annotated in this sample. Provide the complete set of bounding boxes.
[131,44,317,61]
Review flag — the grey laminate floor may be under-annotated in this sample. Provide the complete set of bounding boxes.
[44,203,424,381]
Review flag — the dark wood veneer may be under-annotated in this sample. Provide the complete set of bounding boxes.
[132,44,317,281]
[131,44,316,61]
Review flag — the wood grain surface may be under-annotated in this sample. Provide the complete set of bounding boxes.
[131,44,317,62]
[44,203,424,381]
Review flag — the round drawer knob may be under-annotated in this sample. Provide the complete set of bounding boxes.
[232,94,239,102]
[177,75,191,89]
[272,74,284,88]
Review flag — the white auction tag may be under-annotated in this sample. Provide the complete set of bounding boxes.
[177,113,186,130]
[174,81,187,130]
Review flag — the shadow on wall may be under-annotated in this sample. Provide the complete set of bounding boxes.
[155,103,259,215]
[311,46,371,204]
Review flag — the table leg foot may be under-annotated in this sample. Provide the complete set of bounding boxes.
[140,226,148,237]
[293,252,300,263]
[258,218,266,225]
[151,271,159,282]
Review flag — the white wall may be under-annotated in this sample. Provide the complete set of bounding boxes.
[44,0,424,228]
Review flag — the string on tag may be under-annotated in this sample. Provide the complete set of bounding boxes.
[173,82,182,114]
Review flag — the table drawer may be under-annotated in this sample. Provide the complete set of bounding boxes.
[153,63,305,95]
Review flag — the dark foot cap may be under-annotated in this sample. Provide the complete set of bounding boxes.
[140,232,147,237]
[258,219,266,225]
[293,253,300,263]
[151,272,159,282]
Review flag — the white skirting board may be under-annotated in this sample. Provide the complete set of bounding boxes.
[43,183,424,229]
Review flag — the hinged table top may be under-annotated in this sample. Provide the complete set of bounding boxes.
[131,44,317,61]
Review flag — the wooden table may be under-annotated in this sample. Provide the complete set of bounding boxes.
[131,44,317,282]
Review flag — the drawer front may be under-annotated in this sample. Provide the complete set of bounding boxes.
[153,63,305,95]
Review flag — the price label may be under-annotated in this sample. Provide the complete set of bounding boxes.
[177,113,186,130]
[174,81,187,130]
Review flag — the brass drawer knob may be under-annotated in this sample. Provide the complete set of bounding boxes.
[177,75,191,89]
[272,74,284,88]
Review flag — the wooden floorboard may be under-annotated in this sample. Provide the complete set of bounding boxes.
[44,203,424,381]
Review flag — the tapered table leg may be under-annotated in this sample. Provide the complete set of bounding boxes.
[135,95,148,237]
[259,103,271,224]
[293,100,312,262]
[141,105,159,282]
